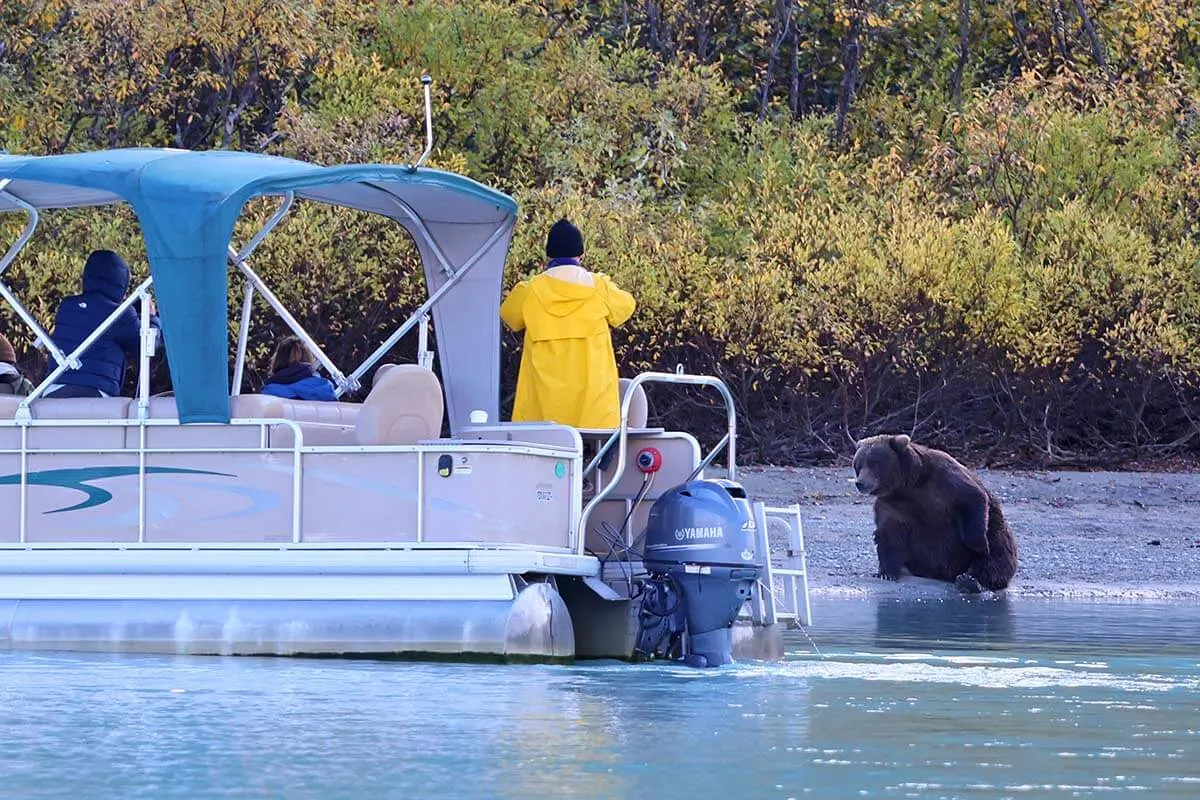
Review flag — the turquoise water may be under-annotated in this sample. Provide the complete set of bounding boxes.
[1,598,1197,798]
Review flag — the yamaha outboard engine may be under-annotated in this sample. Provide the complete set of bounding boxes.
[634,478,762,668]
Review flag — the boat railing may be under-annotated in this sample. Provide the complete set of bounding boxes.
[13,279,157,423]
[577,369,737,555]
[0,415,581,550]
[2,416,303,543]
[0,181,65,367]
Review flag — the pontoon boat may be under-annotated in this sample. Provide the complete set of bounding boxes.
[0,106,810,665]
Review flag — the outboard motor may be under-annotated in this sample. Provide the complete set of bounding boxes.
[634,478,762,668]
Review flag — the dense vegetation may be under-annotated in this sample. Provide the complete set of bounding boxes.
[2,0,1199,466]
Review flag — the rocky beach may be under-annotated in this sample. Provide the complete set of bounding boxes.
[731,466,1200,600]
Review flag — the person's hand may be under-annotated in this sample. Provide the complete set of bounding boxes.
[147,296,158,315]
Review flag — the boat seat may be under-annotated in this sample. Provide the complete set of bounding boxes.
[124,395,361,448]
[267,396,360,447]
[230,394,360,447]
[28,396,134,420]
[0,396,135,449]
[229,393,287,419]
[277,398,361,427]
[355,364,443,446]
[0,395,21,420]
[619,378,649,429]
[374,363,399,385]
[126,396,265,449]
[229,393,361,425]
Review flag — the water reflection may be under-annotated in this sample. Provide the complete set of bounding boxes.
[785,598,1200,799]
[550,662,813,795]
[795,595,1200,660]
[0,599,1196,799]
[873,594,1015,651]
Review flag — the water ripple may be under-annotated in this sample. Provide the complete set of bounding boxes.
[0,598,1196,798]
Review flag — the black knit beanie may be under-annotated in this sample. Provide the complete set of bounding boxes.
[545,218,584,259]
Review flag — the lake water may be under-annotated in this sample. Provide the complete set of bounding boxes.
[1,597,1197,798]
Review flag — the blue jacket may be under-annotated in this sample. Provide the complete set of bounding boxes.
[262,362,337,402]
[48,250,160,396]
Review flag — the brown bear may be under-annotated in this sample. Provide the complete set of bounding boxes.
[852,434,1018,593]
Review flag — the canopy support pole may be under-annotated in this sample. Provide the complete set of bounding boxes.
[231,284,255,396]
[417,314,434,370]
[228,253,356,394]
[16,278,154,423]
[228,193,295,396]
[232,192,294,266]
[225,192,358,395]
[362,182,457,277]
[342,217,512,394]
[0,182,71,366]
[136,292,157,420]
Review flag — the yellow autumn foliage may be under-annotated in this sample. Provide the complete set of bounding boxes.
[2,0,1199,465]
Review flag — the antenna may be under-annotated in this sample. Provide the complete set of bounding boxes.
[413,74,434,169]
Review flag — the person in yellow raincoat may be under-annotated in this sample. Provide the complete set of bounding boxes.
[500,219,636,428]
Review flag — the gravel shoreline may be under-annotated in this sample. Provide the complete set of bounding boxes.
[727,465,1200,601]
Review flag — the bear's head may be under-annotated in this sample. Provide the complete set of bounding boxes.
[852,434,915,497]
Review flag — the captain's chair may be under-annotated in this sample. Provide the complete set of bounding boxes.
[355,364,444,445]
[619,378,648,429]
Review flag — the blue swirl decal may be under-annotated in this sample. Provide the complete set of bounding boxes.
[0,466,235,514]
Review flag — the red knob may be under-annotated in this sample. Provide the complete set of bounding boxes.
[636,447,663,473]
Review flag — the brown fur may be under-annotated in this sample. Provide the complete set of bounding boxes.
[852,434,1018,593]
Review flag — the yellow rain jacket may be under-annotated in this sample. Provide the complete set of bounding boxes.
[500,265,636,428]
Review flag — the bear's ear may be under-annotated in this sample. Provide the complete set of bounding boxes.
[890,434,911,451]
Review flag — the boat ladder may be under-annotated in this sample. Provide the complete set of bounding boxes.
[743,501,812,628]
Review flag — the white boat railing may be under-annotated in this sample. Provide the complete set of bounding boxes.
[0,416,580,550]
[0,183,75,372]
[2,416,300,543]
[577,369,738,555]
[341,216,515,396]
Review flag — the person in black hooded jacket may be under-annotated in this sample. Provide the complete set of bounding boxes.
[45,250,161,398]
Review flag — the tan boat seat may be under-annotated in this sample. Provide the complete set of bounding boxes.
[280,398,361,427]
[0,395,21,420]
[229,393,286,419]
[0,396,135,450]
[29,396,134,420]
[4,372,438,450]
[373,363,399,385]
[121,394,361,449]
[229,394,360,447]
[127,395,265,449]
[619,378,649,429]
[355,364,443,445]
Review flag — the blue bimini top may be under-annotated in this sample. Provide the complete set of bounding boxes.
[0,148,517,427]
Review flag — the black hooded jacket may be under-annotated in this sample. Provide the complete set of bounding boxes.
[48,250,160,396]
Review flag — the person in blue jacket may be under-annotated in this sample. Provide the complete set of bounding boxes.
[261,335,337,401]
[45,249,161,398]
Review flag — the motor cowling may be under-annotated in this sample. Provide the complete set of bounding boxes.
[634,479,763,667]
